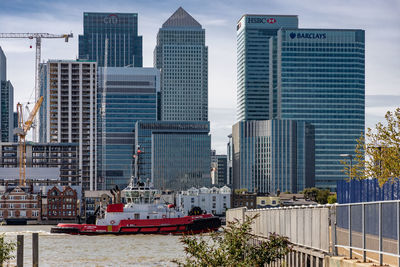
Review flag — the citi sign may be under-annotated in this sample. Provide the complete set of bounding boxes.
[247,17,277,24]
[104,14,118,24]
[289,32,327,39]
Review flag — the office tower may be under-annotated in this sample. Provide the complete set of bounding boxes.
[271,29,365,190]
[1,81,14,142]
[236,15,298,121]
[227,134,233,186]
[216,155,228,186]
[44,60,97,190]
[79,12,143,67]
[0,47,5,82]
[97,67,160,189]
[0,47,14,142]
[13,112,18,142]
[232,120,315,194]
[154,7,208,121]
[134,121,211,191]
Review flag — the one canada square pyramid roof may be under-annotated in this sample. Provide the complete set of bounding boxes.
[162,7,202,28]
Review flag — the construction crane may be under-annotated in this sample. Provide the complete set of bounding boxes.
[0,32,73,141]
[14,96,43,186]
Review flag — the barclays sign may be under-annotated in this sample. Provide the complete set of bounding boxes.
[289,32,326,39]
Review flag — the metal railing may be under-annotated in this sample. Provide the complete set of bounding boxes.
[227,200,400,267]
[226,205,332,253]
[334,200,400,267]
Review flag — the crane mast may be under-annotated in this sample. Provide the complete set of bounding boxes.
[15,96,43,186]
[0,32,73,141]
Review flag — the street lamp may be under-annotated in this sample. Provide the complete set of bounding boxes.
[340,154,353,179]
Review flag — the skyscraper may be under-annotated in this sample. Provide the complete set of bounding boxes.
[272,29,365,190]
[0,47,14,142]
[154,7,208,121]
[97,67,160,189]
[0,47,6,82]
[232,120,315,194]
[79,12,143,67]
[134,121,211,191]
[1,81,13,142]
[236,15,298,121]
[44,60,97,190]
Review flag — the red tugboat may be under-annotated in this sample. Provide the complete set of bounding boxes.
[51,181,221,235]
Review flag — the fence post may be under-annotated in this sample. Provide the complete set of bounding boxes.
[331,205,338,256]
[379,202,383,266]
[397,201,400,267]
[362,203,366,262]
[348,204,352,259]
[33,232,39,267]
[17,235,24,267]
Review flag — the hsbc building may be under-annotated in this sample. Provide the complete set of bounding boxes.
[236,15,298,121]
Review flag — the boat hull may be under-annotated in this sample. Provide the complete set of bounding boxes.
[51,215,221,235]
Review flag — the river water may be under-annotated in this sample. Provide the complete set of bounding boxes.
[0,225,186,267]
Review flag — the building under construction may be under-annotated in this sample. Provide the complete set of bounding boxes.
[40,59,97,190]
[0,142,79,185]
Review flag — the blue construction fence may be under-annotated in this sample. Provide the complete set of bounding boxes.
[337,178,400,204]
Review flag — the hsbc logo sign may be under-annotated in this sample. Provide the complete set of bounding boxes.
[247,17,277,24]
[266,18,276,24]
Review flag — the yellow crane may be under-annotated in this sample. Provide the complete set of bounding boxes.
[14,96,43,186]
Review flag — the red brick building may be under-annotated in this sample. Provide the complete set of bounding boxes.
[46,186,78,219]
[0,186,40,222]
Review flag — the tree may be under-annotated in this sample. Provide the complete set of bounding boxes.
[303,187,330,204]
[174,215,291,267]
[341,108,400,186]
[0,234,16,267]
[327,194,337,204]
[316,189,330,204]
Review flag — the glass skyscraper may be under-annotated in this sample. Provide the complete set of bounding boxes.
[1,81,13,142]
[134,121,211,191]
[232,120,314,194]
[79,12,143,67]
[0,47,14,142]
[272,29,365,190]
[236,15,298,121]
[97,67,159,189]
[154,7,208,121]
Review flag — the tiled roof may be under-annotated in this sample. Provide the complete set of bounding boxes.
[162,7,201,28]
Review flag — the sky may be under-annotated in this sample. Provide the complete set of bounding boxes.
[0,0,399,154]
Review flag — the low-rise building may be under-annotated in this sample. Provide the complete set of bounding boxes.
[46,186,78,220]
[231,191,257,209]
[84,190,112,217]
[0,186,40,223]
[176,186,231,216]
[256,196,280,209]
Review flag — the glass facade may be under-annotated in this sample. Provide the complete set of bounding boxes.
[1,80,13,142]
[154,7,208,121]
[97,67,159,189]
[232,120,314,194]
[273,29,365,190]
[135,121,211,191]
[79,12,143,67]
[38,63,47,143]
[0,47,5,82]
[236,15,298,121]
